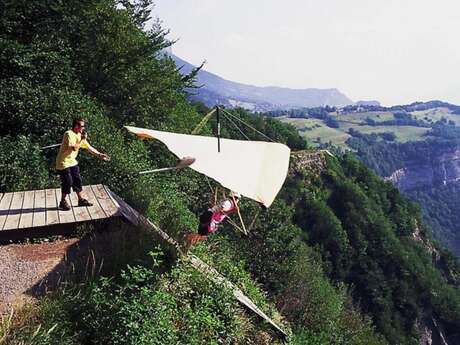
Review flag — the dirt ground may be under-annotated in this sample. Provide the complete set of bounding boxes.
[0,222,159,315]
[0,239,80,313]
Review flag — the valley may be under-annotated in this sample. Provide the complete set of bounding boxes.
[277,102,460,258]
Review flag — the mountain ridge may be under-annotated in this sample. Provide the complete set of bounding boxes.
[171,54,353,111]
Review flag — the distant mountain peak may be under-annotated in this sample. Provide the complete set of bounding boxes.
[170,54,353,111]
[356,100,381,107]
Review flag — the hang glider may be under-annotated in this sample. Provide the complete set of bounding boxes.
[125,126,290,208]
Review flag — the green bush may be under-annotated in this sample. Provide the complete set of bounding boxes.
[10,254,249,345]
[0,135,52,192]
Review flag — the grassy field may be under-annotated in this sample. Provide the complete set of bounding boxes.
[347,124,430,142]
[333,111,395,124]
[280,107,457,149]
[412,107,460,125]
[283,118,352,147]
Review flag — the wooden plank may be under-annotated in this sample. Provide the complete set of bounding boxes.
[104,186,120,209]
[82,185,106,220]
[69,192,92,222]
[18,190,35,229]
[45,188,59,226]
[33,190,46,227]
[106,189,141,227]
[92,184,119,217]
[55,189,75,224]
[0,193,14,230]
[3,192,25,230]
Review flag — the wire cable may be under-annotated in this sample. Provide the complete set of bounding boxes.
[221,111,250,140]
[220,108,275,142]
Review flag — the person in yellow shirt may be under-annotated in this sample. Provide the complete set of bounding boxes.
[56,118,110,211]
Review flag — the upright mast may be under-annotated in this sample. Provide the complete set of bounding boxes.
[216,106,221,153]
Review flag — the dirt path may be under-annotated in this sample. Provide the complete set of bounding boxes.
[0,239,79,313]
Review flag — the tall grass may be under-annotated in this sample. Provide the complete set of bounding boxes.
[0,309,14,344]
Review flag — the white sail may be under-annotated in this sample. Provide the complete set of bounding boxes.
[125,126,290,208]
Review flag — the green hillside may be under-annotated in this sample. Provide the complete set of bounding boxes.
[278,105,460,262]
[353,138,460,258]
[2,1,460,345]
[279,105,458,149]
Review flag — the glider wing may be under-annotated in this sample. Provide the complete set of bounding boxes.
[125,126,290,208]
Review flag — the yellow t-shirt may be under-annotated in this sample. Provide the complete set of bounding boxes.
[55,130,89,170]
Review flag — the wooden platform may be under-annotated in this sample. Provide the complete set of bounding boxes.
[0,184,121,236]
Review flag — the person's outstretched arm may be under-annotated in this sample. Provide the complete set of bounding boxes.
[87,144,110,161]
[84,138,110,161]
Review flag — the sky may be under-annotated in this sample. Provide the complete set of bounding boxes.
[152,0,460,106]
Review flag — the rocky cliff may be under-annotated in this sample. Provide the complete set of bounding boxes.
[386,147,460,191]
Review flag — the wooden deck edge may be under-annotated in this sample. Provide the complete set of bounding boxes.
[0,217,122,243]
[0,222,85,243]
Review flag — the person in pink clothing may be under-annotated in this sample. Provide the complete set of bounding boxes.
[184,192,240,249]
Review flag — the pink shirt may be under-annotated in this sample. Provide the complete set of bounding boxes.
[208,199,237,233]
